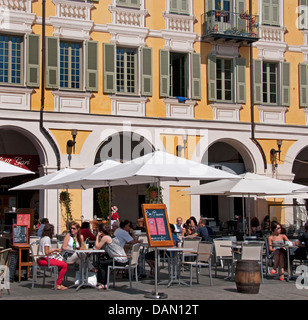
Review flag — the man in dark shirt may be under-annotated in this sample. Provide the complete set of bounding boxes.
[193,218,209,242]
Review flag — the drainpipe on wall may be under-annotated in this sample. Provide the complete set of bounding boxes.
[249,0,267,171]
[40,0,61,171]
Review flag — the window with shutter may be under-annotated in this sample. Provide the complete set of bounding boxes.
[116,47,137,94]
[216,58,233,102]
[253,59,262,104]
[208,54,217,102]
[262,62,278,104]
[0,34,23,86]
[60,41,82,90]
[262,0,280,26]
[170,52,188,98]
[170,0,189,15]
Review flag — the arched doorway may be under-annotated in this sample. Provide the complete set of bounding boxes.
[93,132,154,223]
[0,128,42,225]
[200,140,252,230]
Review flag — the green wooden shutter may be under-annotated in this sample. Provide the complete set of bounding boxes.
[46,36,59,89]
[253,59,262,104]
[236,57,246,104]
[272,0,280,26]
[129,0,140,8]
[170,0,179,13]
[86,40,98,92]
[179,0,189,14]
[281,62,290,106]
[141,47,152,96]
[299,0,308,29]
[191,53,201,100]
[207,54,216,102]
[103,43,116,94]
[26,34,40,87]
[299,63,308,107]
[262,0,271,25]
[160,49,170,97]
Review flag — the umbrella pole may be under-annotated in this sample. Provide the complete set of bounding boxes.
[242,195,245,235]
[108,182,111,226]
[66,186,70,231]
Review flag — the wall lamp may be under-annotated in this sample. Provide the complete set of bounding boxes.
[270,139,282,162]
[176,134,187,158]
[67,129,77,153]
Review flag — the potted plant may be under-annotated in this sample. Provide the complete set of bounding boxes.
[145,185,163,204]
[59,190,73,229]
[97,187,112,220]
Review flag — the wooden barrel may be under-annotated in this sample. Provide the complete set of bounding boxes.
[235,260,260,294]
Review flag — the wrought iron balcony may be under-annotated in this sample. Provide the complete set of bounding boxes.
[202,10,259,44]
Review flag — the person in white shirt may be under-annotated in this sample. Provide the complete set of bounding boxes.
[174,217,183,234]
[114,220,140,248]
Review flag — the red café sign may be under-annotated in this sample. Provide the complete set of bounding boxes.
[0,155,40,172]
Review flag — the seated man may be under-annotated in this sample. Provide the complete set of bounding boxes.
[174,217,183,234]
[192,218,209,242]
[114,220,140,249]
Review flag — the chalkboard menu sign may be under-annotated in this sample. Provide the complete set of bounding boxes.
[12,225,29,245]
[141,204,173,247]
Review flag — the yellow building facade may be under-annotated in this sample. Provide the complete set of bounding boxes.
[1,0,308,233]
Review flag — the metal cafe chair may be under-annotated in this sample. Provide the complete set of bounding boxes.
[213,239,233,278]
[181,241,214,286]
[30,240,58,290]
[107,243,141,292]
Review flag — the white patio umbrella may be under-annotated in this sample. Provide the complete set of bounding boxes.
[9,168,78,190]
[82,151,240,189]
[0,160,35,178]
[181,172,308,234]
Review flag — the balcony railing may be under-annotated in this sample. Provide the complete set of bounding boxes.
[202,10,259,43]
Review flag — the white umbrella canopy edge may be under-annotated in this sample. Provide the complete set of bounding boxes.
[43,160,122,189]
[9,168,78,191]
[84,151,241,182]
[0,160,35,179]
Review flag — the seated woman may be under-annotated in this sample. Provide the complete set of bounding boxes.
[62,221,96,271]
[95,223,128,289]
[268,221,292,281]
[37,223,68,290]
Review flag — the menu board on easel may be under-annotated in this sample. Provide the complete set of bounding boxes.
[141,204,173,247]
[12,225,29,245]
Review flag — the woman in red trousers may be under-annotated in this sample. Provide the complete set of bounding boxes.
[37,223,68,290]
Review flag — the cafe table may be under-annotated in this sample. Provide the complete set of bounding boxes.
[67,249,103,291]
[157,246,194,287]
